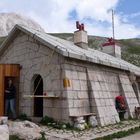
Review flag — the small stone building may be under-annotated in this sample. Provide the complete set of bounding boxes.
[0,24,140,126]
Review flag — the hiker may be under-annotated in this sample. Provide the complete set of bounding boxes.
[115,94,126,120]
[4,79,17,120]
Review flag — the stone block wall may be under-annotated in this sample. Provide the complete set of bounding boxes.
[0,32,69,122]
[63,61,121,126]
[64,59,139,126]
[0,31,139,125]
[62,64,91,117]
[87,69,120,126]
[119,74,139,117]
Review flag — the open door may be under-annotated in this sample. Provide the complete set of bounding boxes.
[0,65,5,116]
[0,64,20,116]
[34,75,43,117]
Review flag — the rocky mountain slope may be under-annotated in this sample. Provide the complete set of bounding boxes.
[0,13,44,37]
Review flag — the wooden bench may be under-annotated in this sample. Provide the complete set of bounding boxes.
[70,113,96,123]
[70,113,96,118]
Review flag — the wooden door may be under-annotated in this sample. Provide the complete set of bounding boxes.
[0,64,20,116]
[5,64,20,77]
[0,65,5,116]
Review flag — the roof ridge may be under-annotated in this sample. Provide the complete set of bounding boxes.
[0,24,140,76]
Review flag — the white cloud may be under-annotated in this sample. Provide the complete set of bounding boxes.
[130,12,140,18]
[0,2,4,7]
[115,23,140,39]
[27,0,79,32]
[27,0,119,34]
[0,0,140,39]
[76,0,118,22]
[29,0,140,39]
[112,14,140,38]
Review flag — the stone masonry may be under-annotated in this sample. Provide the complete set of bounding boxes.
[63,59,140,126]
[0,27,140,126]
[119,74,139,117]
[0,32,69,122]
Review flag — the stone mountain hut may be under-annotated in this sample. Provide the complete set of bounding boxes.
[0,23,140,126]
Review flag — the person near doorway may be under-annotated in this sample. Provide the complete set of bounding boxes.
[4,79,17,120]
[115,94,127,120]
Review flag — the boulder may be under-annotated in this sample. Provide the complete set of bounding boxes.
[88,116,98,127]
[8,120,42,140]
[74,123,85,130]
[0,125,9,140]
[0,116,8,124]
[74,117,86,130]
[74,117,84,122]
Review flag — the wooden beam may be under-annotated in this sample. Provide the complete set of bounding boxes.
[0,65,5,116]
[23,95,59,98]
[70,113,96,117]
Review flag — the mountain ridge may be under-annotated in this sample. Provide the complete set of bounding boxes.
[0,13,44,37]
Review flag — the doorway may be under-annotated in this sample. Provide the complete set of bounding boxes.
[4,76,19,118]
[132,83,139,101]
[33,75,43,117]
[0,64,19,116]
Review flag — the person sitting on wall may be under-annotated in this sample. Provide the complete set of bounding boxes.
[115,94,127,120]
[4,79,17,120]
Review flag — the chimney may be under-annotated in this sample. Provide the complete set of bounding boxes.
[74,21,88,49]
[102,38,121,58]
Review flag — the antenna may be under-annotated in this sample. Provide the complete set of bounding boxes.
[112,9,115,41]
[102,10,115,47]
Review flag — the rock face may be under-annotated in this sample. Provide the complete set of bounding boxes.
[8,120,42,140]
[0,125,9,140]
[88,116,98,127]
[0,13,44,37]
[0,116,8,125]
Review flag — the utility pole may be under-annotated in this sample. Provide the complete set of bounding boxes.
[112,9,115,41]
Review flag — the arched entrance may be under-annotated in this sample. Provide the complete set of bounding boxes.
[33,75,43,117]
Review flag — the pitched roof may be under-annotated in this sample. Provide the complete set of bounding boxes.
[0,24,140,76]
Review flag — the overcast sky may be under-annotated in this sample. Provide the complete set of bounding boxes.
[0,0,140,39]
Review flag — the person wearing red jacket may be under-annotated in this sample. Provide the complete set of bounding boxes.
[115,94,127,120]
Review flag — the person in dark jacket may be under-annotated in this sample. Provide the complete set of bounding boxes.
[4,79,17,120]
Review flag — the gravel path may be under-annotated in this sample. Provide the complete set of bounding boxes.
[40,120,140,140]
